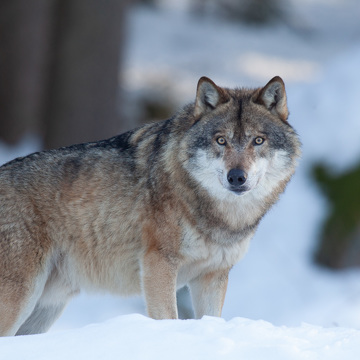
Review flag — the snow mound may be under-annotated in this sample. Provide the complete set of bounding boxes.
[1,315,360,360]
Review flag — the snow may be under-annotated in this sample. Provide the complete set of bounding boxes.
[2,315,360,360]
[1,1,360,358]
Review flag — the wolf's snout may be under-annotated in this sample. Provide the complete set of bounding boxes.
[227,169,247,187]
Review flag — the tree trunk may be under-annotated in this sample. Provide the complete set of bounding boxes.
[0,0,129,149]
[43,0,129,149]
[0,0,53,144]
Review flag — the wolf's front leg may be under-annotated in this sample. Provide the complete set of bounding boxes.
[188,268,230,318]
[142,250,179,319]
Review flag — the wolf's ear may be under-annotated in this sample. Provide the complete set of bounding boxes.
[194,77,228,117]
[255,76,288,121]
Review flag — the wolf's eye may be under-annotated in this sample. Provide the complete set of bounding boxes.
[254,137,265,145]
[216,137,226,145]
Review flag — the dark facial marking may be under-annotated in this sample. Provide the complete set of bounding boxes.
[237,98,243,120]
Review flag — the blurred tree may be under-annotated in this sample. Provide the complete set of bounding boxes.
[0,0,130,150]
[191,0,285,25]
[312,163,360,269]
[44,0,130,149]
[239,0,284,25]
[0,0,52,144]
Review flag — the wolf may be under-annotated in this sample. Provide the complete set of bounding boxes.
[0,76,300,336]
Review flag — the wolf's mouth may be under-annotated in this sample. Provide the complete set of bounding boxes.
[229,187,250,196]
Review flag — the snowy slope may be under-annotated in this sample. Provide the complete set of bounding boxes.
[2,315,360,360]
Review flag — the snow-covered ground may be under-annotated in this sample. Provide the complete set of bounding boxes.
[1,1,360,358]
[2,315,360,360]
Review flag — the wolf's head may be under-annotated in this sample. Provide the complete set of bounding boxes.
[180,76,301,203]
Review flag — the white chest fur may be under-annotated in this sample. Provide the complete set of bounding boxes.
[177,224,252,287]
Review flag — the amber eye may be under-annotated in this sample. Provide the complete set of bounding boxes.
[216,137,226,145]
[254,137,264,145]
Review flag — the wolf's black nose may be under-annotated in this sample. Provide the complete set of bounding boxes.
[227,169,247,186]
